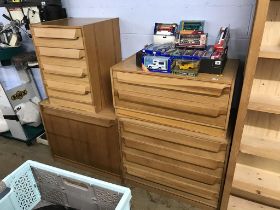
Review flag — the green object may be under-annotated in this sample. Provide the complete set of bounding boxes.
[0,46,23,64]
[1,124,45,145]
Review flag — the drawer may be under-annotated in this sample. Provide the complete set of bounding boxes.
[121,127,226,169]
[123,147,223,185]
[120,118,227,153]
[124,161,220,201]
[113,71,231,129]
[43,64,87,78]
[49,98,96,113]
[48,89,92,104]
[117,109,226,137]
[33,36,84,49]
[40,56,87,68]
[38,47,85,59]
[125,175,218,209]
[44,74,90,95]
[33,28,82,40]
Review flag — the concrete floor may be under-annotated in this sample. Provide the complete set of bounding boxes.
[0,137,200,210]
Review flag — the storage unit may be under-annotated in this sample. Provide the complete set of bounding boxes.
[40,100,121,180]
[222,1,280,209]
[111,55,239,209]
[31,18,121,113]
[30,18,122,179]
[0,160,131,210]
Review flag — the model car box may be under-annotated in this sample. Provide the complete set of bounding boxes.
[153,23,178,44]
[199,48,228,74]
[143,55,172,73]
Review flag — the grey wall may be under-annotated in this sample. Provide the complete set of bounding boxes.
[62,0,256,60]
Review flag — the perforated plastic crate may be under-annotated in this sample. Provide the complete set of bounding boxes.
[0,160,131,210]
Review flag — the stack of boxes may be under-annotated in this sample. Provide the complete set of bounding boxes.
[31,18,123,180]
[111,55,239,209]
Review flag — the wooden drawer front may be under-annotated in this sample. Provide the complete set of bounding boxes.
[125,175,217,209]
[38,47,85,59]
[113,71,230,96]
[113,72,231,128]
[43,64,87,78]
[33,28,82,40]
[122,131,225,170]
[34,36,84,49]
[40,56,87,69]
[44,74,90,95]
[49,98,95,113]
[124,162,220,201]
[121,118,227,153]
[45,79,90,95]
[48,90,92,104]
[123,147,223,185]
[117,109,226,138]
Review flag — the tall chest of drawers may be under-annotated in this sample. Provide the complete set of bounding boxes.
[31,18,122,180]
[31,18,121,113]
[111,55,239,209]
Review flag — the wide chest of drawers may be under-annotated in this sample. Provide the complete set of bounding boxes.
[31,18,121,113]
[111,55,239,209]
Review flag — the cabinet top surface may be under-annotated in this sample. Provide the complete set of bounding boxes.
[31,18,116,28]
[112,55,239,85]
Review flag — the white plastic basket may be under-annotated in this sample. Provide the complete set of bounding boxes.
[0,160,131,210]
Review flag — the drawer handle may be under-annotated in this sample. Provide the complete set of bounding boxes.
[118,90,227,117]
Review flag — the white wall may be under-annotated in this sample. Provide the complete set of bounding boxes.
[62,0,256,60]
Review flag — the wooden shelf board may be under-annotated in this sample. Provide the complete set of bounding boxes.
[240,135,280,161]
[232,163,280,208]
[228,196,278,210]
[259,46,280,59]
[248,94,280,115]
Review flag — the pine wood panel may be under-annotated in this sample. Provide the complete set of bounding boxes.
[232,163,280,208]
[240,134,280,161]
[228,196,278,210]
[243,111,280,141]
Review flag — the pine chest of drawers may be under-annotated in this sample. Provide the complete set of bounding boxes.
[31,18,121,113]
[111,55,239,209]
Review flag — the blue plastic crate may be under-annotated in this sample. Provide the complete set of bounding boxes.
[0,160,131,210]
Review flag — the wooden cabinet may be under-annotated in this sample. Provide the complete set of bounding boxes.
[31,18,121,113]
[40,100,121,179]
[34,18,122,180]
[111,55,239,209]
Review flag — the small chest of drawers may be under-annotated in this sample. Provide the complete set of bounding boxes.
[111,55,239,210]
[31,18,121,113]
